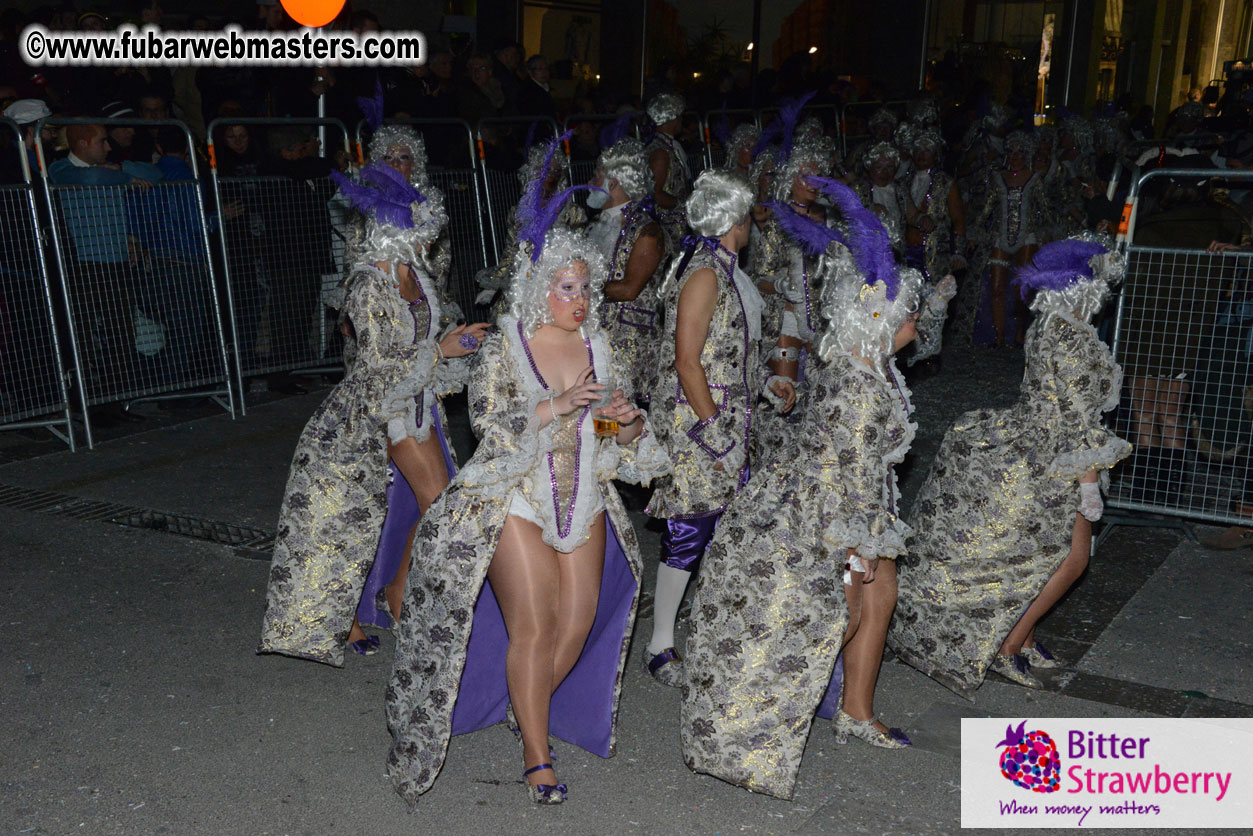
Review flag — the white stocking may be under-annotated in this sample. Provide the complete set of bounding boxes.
[647,563,691,656]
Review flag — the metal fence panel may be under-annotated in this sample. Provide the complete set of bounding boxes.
[1106,246,1253,525]
[701,108,761,172]
[39,118,235,447]
[840,100,908,157]
[208,117,352,404]
[0,118,73,448]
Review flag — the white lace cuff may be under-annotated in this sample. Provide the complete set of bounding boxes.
[821,512,914,561]
[1047,433,1133,480]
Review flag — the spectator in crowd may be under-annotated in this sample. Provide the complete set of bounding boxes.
[2,98,52,178]
[48,122,161,423]
[460,52,518,170]
[492,39,525,103]
[517,55,556,119]
[99,101,149,164]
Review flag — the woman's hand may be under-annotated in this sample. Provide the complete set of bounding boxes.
[597,389,641,425]
[439,322,491,358]
[768,377,797,413]
[554,366,605,416]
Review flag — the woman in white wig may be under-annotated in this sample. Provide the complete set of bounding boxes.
[644,92,692,251]
[890,237,1129,694]
[259,163,488,665]
[588,127,665,404]
[643,170,792,686]
[682,179,922,799]
[386,180,670,805]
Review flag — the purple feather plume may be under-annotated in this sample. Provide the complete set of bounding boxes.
[808,176,899,300]
[357,78,384,131]
[762,201,846,256]
[523,121,538,155]
[517,129,574,236]
[778,90,817,165]
[1013,239,1108,299]
[599,114,633,149]
[330,161,424,229]
[519,184,602,262]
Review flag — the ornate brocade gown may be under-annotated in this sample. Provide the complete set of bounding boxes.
[258,265,469,667]
[681,354,916,800]
[888,311,1131,697]
[385,317,670,806]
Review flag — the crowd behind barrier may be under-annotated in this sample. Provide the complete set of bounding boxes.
[5,103,1253,546]
[1105,166,1253,531]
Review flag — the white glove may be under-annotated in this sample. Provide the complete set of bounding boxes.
[1078,481,1103,522]
[474,289,497,307]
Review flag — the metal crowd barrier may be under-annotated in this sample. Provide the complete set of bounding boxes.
[0,118,74,448]
[563,111,643,192]
[1104,167,1253,533]
[207,117,351,409]
[354,117,492,321]
[38,118,235,448]
[478,116,561,265]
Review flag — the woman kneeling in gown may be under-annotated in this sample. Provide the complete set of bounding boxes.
[889,236,1129,695]
[385,200,671,806]
[681,180,922,800]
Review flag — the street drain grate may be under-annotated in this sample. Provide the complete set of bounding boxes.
[0,483,275,558]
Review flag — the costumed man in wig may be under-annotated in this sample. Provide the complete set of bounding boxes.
[258,162,487,666]
[587,118,666,406]
[642,170,794,686]
[682,178,922,800]
[890,237,1130,694]
[644,93,692,253]
[386,173,670,806]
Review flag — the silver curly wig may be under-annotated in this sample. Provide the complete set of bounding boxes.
[646,93,685,126]
[893,121,917,152]
[1059,116,1095,155]
[868,107,899,133]
[1004,130,1039,161]
[367,124,430,187]
[911,128,944,154]
[908,98,940,128]
[817,247,924,362]
[507,226,608,336]
[769,136,831,201]
[686,169,755,237]
[865,140,899,167]
[517,141,571,191]
[722,123,759,170]
[596,137,654,201]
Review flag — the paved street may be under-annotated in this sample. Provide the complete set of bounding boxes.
[1,347,1249,835]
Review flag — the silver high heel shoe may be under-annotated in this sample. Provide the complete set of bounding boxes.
[990,652,1043,688]
[833,710,912,748]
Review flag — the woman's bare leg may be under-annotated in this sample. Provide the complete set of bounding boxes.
[385,433,452,621]
[1000,513,1092,654]
[989,248,1010,345]
[551,514,605,688]
[488,516,562,787]
[841,560,899,733]
[1012,245,1037,344]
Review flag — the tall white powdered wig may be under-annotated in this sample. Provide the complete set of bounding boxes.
[596,137,654,201]
[864,140,899,168]
[1004,130,1039,162]
[721,123,760,170]
[646,93,685,126]
[1013,233,1125,323]
[685,169,755,237]
[367,124,431,187]
[769,134,830,201]
[518,137,572,191]
[809,177,923,361]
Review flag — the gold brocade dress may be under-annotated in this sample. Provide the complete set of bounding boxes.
[888,311,1131,697]
[681,354,915,800]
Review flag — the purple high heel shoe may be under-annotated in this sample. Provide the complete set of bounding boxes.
[523,763,567,805]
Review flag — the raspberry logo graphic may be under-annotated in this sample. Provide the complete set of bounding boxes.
[996,720,1061,793]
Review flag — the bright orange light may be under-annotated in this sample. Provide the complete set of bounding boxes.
[280,0,346,28]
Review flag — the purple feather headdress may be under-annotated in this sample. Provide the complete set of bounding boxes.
[519,185,601,262]
[516,129,573,235]
[808,176,900,300]
[357,78,384,131]
[523,121,539,155]
[777,91,817,165]
[762,201,847,257]
[1013,239,1109,299]
[599,114,633,150]
[330,161,425,229]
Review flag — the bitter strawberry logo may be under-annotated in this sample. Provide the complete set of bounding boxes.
[996,721,1061,793]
